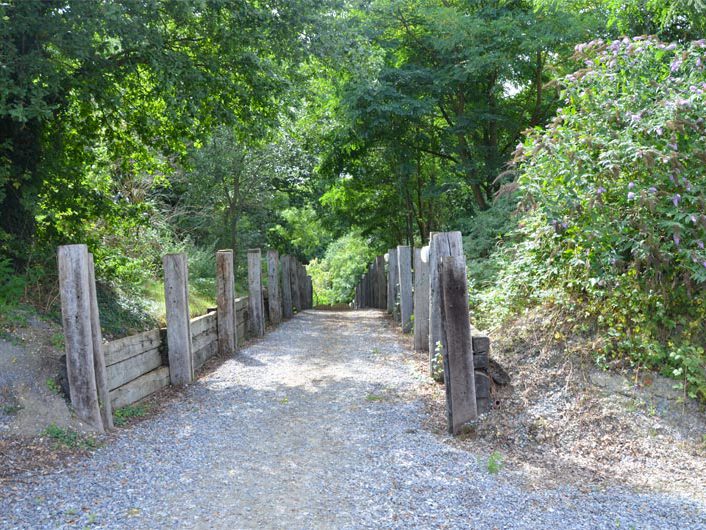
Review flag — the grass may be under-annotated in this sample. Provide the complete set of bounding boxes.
[46,377,62,395]
[141,278,215,325]
[42,424,98,450]
[486,450,504,474]
[113,404,150,427]
[1,403,22,415]
[366,393,384,402]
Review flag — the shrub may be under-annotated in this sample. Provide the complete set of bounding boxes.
[512,37,706,399]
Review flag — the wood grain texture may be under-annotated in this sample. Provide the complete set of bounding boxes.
[413,246,430,351]
[216,250,236,356]
[397,245,413,333]
[163,253,193,385]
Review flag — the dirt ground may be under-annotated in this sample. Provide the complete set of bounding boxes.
[405,308,706,504]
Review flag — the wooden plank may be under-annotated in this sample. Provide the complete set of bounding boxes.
[216,250,236,356]
[105,329,162,367]
[88,253,113,429]
[267,250,282,325]
[428,231,463,380]
[413,246,430,351]
[58,244,105,432]
[163,253,193,385]
[235,297,248,312]
[109,366,170,410]
[397,245,413,332]
[194,340,219,370]
[107,347,162,391]
[190,312,217,337]
[440,255,477,435]
[281,255,293,319]
[290,258,302,312]
[192,330,217,353]
[387,248,399,318]
[247,249,265,337]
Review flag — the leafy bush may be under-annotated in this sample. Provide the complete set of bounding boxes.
[0,258,25,311]
[511,37,706,399]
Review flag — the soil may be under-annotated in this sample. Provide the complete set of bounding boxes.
[407,306,706,503]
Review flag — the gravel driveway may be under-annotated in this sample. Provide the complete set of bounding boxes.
[1,309,705,529]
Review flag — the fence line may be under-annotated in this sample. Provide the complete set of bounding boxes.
[353,231,492,435]
[58,245,313,431]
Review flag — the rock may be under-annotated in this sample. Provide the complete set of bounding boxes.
[488,358,511,386]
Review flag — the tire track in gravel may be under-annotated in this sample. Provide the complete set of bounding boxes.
[1,309,705,529]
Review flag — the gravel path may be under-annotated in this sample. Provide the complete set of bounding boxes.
[1,309,705,529]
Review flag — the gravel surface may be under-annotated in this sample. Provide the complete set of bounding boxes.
[1,309,705,529]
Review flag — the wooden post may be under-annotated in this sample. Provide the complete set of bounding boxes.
[413,246,430,351]
[267,250,282,325]
[428,231,463,379]
[440,255,477,434]
[360,274,367,308]
[375,255,386,309]
[300,264,309,310]
[57,244,105,432]
[216,250,236,356]
[87,253,113,429]
[163,253,194,385]
[388,248,399,321]
[306,275,313,308]
[247,249,265,337]
[281,255,293,319]
[290,258,301,312]
[397,245,413,332]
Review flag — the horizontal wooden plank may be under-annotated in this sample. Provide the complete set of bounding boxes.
[104,329,162,366]
[194,340,218,370]
[235,297,248,311]
[190,312,217,337]
[192,329,217,353]
[109,366,170,409]
[107,347,163,391]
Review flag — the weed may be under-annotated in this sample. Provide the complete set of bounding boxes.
[279,396,289,405]
[113,404,149,427]
[42,424,98,450]
[46,377,62,395]
[486,451,504,474]
[366,393,384,402]
[50,332,64,350]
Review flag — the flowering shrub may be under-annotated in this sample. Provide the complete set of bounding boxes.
[515,37,706,399]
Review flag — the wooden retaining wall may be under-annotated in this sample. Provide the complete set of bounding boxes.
[105,296,251,409]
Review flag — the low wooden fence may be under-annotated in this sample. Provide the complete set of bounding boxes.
[57,245,312,432]
[354,233,493,435]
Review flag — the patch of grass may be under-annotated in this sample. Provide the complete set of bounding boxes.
[50,332,64,350]
[46,377,62,395]
[42,424,98,450]
[113,404,150,427]
[366,393,384,402]
[279,396,289,405]
[486,450,504,474]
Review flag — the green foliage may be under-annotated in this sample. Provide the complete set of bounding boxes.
[486,451,504,474]
[46,377,61,395]
[42,424,98,450]
[0,258,24,311]
[307,232,378,305]
[113,404,149,427]
[498,37,706,399]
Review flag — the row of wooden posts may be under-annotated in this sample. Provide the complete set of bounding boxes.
[57,244,312,432]
[354,231,485,435]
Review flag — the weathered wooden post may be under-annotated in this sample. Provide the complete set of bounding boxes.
[290,258,302,312]
[163,252,194,385]
[388,248,400,321]
[375,255,386,309]
[440,255,477,434]
[267,250,282,325]
[397,245,413,332]
[360,274,367,308]
[216,250,237,356]
[428,231,463,379]
[57,244,106,432]
[281,255,293,319]
[413,246,430,351]
[87,253,113,430]
[306,276,313,308]
[247,249,265,337]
